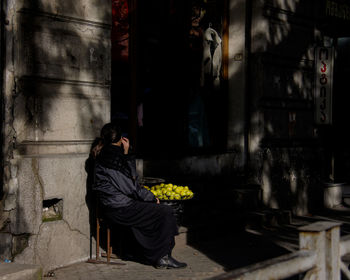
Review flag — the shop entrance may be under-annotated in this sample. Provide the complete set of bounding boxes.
[330,37,350,182]
[111,0,228,157]
[0,0,4,199]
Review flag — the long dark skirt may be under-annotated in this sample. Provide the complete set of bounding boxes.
[102,201,178,264]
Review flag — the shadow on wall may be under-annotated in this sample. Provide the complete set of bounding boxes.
[0,0,327,272]
[1,0,111,266]
[174,0,325,273]
[247,0,325,215]
[14,0,110,143]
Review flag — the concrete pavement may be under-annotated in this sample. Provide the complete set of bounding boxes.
[48,243,226,280]
[41,223,292,280]
[0,264,42,280]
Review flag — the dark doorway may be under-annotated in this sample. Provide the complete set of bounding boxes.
[0,0,5,200]
[111,0,228,158]
[331,37,350,182]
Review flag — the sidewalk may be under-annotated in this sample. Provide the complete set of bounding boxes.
[44,225,291,280]
[46,206,350,280]
[43,187,296,280]
[48,243,224,280]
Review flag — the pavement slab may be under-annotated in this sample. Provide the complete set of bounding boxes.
[47,245,226,280]
[43,226,292,280]
[0,263,42,280]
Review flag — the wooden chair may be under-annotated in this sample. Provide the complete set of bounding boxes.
[87,204,124,265]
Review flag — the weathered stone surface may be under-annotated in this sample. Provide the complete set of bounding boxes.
[18,0,111,25]
[13,235,38,265]
[0,211,10,232]
[12,234,30,257]
[0,263,42,280]
[37,155,90,235]
[0,233,12,260]
[227,0,246,157]
[12,154,92,270]
[4,0,110,272]
[18,16,110,82]
[8,178,18,195]
[14,18,110,143]
[10,155,91,236]
[35,220,89,272]
[4,195,16,211]
[10,158,42,235]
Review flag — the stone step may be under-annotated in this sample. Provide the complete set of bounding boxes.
[244,209,292,230]
[0,263,42,280]
[175,226,188,247]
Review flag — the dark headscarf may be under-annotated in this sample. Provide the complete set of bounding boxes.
[97,144,133,179]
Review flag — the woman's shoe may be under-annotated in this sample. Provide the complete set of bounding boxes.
[155,255,187,269]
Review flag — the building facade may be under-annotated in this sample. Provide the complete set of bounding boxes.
[1,0,349,272]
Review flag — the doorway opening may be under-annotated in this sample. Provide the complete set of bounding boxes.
[329,37,350,183]
[111,0,228,158]
[0,0,5,200]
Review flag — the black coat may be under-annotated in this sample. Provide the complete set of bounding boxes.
[93,144,156,209]
[92,144,178,264]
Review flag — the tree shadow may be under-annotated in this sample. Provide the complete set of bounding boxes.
[0,0,341,275]
[248,0,326,215]
[139,0,330,273]
[1,0,111,268]
[13,0,110,144]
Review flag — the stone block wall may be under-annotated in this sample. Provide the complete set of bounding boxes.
[248,0,324,215]
[1,0,111,271]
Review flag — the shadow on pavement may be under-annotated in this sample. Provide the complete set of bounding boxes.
[178,178,293,272]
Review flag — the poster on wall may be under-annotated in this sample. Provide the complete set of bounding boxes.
[112,0,129,63]
[314,46,334,125]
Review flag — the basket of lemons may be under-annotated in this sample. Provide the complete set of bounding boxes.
[143,183,194,201]
[143,183,194,225]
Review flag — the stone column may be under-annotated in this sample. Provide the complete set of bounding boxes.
[1,0,111,272]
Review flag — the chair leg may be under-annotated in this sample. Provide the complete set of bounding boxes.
[86,204,124,265]
[107,227,111,263]
[96,217,100,260]
[87,221,125,266]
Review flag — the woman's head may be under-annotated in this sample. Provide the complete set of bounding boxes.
[100,122,122,145]
[91,122,122,158]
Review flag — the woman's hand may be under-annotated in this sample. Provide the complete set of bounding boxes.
[121,137,130,154]
[156,198,160,204]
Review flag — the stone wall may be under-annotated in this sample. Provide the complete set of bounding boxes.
[1,0,110,272]
[248,0,323,215]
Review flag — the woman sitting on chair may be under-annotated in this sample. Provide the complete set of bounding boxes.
[91,122,187,269]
